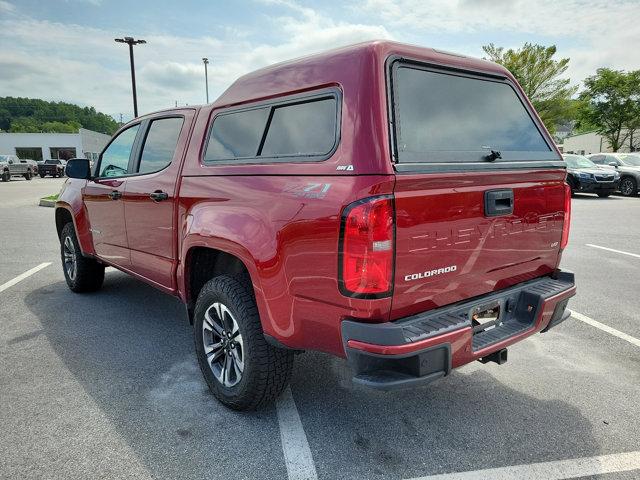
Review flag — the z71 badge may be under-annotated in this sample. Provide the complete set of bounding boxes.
[283,183,332,199]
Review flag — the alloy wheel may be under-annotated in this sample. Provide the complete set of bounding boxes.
[620,178,634,196]
[63,236,77,281]
[202,302,244,388]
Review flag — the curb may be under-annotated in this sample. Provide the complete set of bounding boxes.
[39,199,55,208]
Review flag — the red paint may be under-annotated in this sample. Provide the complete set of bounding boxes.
[57,41,573,369]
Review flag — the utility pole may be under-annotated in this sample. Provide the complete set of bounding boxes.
[202,57,210,103]
[115,36,146,117]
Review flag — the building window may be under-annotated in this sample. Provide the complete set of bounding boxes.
[15,148,43,161]
[49,147,77,160]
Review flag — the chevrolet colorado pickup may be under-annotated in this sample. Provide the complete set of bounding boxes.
[56,41,576,410]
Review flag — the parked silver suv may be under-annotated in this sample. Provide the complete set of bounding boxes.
[0,155,38,182]
[588,153,640,197]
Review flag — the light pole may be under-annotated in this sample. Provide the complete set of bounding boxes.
[115,36,146,117]
[202,57,210,103]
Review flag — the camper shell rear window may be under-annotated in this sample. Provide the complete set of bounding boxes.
[388,60,561,170]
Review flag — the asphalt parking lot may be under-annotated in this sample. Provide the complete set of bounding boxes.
[1,177,639,480]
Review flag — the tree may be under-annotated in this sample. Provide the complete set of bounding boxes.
[0,97,119,135]
[578,69,640,152]
[482,43,577,134]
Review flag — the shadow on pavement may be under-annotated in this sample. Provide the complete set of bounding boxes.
[25,270,600,480]
[25,272,287,480]
[290,351,599,479]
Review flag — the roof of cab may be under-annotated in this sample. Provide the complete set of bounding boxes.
[211,40,512,108]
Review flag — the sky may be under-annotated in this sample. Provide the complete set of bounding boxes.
[1,0,639,123]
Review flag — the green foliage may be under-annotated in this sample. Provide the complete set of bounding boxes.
[482,43,577,134]
[578,69,640,152]
[0,97,118,135]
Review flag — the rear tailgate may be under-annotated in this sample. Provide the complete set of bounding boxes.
[387,59,567,320]
[392,169,565,319]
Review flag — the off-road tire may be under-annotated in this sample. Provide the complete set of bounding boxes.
[60,222,105,293]
[1,170,9,182]
[619,177,638,197]
[39,173,46,178]
[24,171,32,180]
[194,275,294,411]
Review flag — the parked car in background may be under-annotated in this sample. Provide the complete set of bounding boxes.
[588,153,640,197]
[55,41,575,410]
[39,159,67,178]
[0,154,37,182]
[564,154,619,197]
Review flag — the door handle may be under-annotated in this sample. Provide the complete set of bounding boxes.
[484,189,514,217]
[108,190,122,200]
[149,190,169,202]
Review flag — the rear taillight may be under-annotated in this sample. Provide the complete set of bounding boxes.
[560,183,571,250]
[339,196,394,297]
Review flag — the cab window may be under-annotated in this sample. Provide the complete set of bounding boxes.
[98,125,140,177]
[137,117,184,174]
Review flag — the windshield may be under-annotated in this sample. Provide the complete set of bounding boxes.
[564,154,596,169]
[617,154,640,167]
[0,155,9,162]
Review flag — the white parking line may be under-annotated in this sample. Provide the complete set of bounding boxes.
[586,243,640,259]
[570,310,640,348]
[276,386,318,480]
[405,451,640,480]
[0,262,51,293]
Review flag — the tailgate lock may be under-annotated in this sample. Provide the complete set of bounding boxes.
[484,189,514,217]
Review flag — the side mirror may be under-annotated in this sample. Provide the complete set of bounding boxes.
[65,158,92,179]
[608,162,618,167]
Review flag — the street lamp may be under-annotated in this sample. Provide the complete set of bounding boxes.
[115,36,146,117]
[202,57,210,103]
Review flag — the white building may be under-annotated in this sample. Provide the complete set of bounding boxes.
[0,128,112,162]
[563,130,637,155]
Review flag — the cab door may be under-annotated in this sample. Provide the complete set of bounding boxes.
[83,124,141,268]
[122,113,191,291]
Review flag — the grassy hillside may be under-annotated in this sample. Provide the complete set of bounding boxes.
[0,97,119,135]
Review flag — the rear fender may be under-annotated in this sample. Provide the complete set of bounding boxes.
[178,205,285,342]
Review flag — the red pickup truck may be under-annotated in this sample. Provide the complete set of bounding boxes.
[56,41,576,410]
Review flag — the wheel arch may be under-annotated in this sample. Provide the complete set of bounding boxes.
[54,201,96,256]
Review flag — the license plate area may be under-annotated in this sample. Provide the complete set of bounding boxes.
[471,300,502,334]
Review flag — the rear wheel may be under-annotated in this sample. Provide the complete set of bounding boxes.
[194,275,294,410]
[60,222,105,292]
[24,170,32,180]
[619,177,638,197]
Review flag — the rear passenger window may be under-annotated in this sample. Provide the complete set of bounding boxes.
[138,117,184,174]
[205,108,269,161]
[203,94,338,163]
[392,66,554,164]
[260,99,336,157]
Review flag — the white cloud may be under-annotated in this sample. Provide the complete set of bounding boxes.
[2,0,637,125]
[360,0,640,88]
[0,0,14,12]
[0,1,392,121]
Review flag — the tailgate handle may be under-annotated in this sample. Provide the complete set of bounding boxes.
[484,189,513,217]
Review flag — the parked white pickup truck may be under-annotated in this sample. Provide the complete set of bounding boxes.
[0,155,38,182]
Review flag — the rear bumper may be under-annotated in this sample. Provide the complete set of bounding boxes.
[342,270,576,390]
